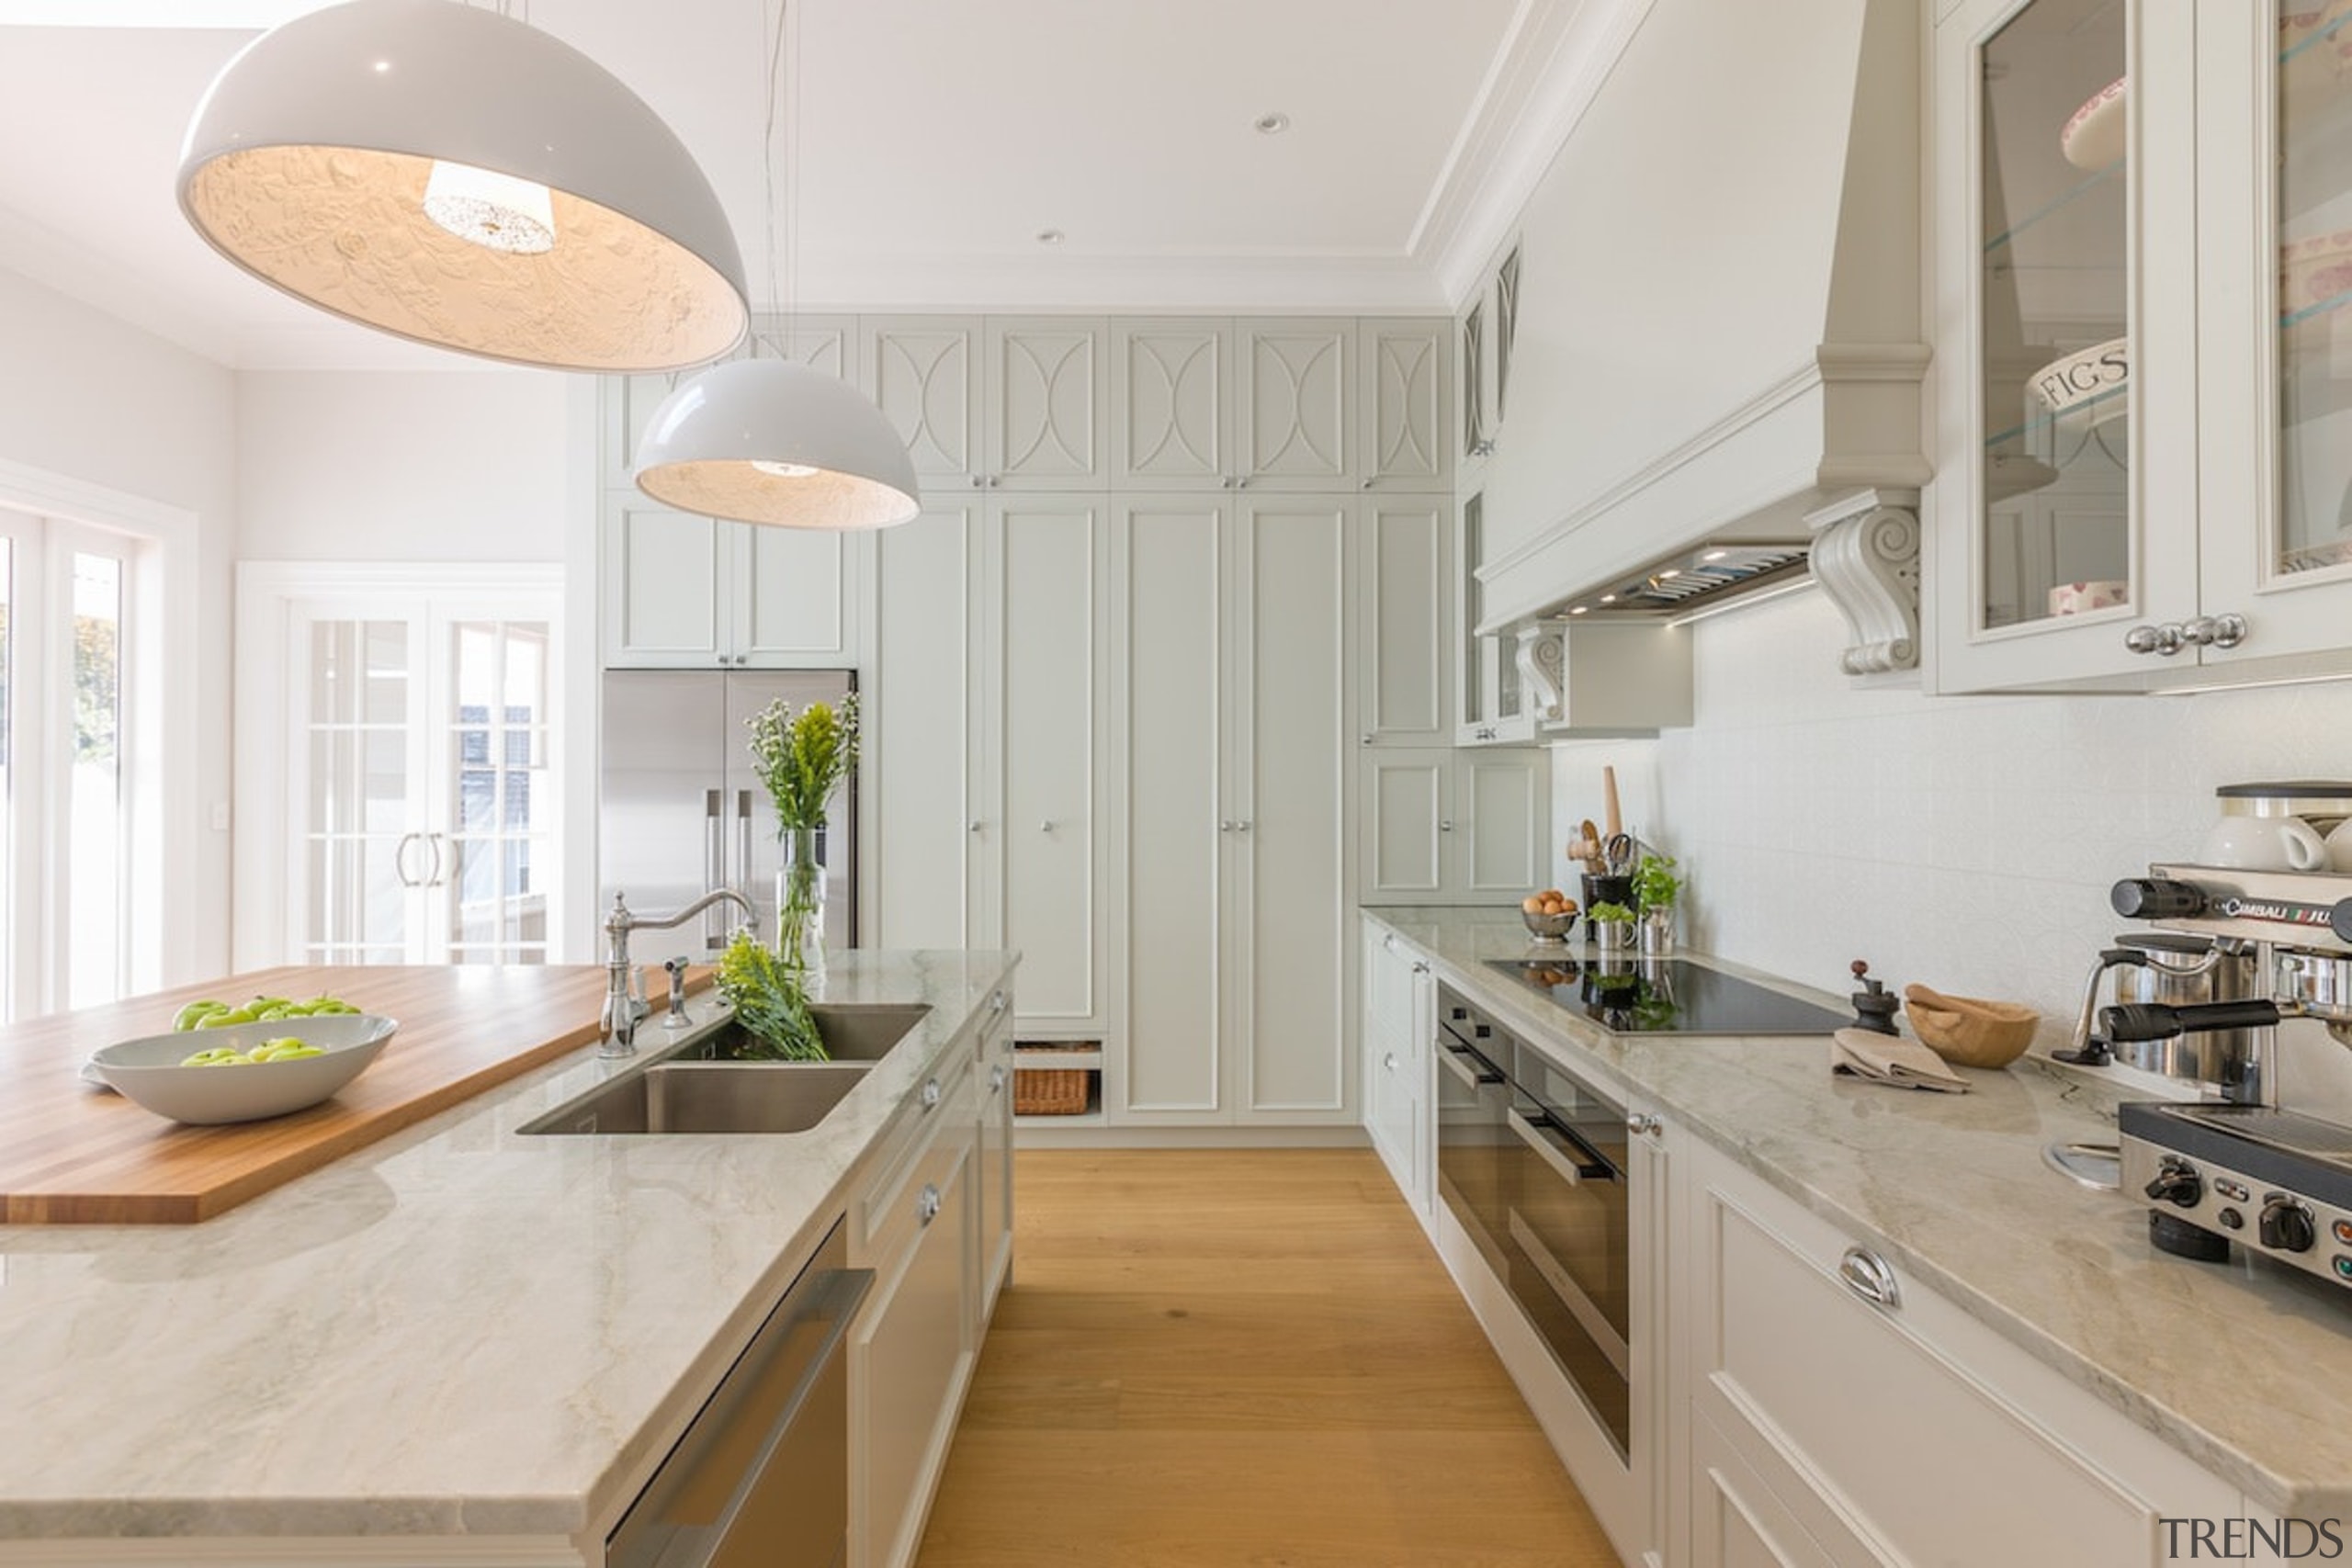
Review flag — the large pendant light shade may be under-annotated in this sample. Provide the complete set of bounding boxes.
[635,360,922,530]
[177,0,748,372]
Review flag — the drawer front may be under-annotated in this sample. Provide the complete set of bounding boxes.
[1690,1405,1851,1568]
[1690,1143,2235,1568]
[859,1052,978,1265]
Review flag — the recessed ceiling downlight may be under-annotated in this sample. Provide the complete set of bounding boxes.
[1036,229,1066,245]
[177,0,747,372]
[1255,111,1292,134]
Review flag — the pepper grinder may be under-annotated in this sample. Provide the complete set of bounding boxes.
[1849,959,1901,1036]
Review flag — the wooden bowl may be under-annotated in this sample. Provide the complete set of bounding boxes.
[1903,986,2039,1069]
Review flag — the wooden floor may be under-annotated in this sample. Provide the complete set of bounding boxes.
[913,1148,1622,1568]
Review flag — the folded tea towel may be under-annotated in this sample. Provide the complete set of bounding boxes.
[1829,1027,1971,1094]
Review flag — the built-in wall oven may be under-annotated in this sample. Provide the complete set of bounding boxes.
[1434,985,1631,1460]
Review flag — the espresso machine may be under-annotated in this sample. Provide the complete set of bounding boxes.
[2089,863,2352,1286]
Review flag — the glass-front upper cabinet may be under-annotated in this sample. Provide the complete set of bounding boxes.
[1940,0,2352,687]
[2196,3,2352,664]
[1934,0,2201,690]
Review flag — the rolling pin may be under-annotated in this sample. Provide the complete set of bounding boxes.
[1602,766,1623,841]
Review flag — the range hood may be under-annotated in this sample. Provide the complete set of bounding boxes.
[1555,541,1811,620]
[1468,0,1930,679]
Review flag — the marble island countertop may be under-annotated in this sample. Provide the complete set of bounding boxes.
[1366,907,2352,1517]
[0,949,1018,1557]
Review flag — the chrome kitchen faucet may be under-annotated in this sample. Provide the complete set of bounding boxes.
[600,889,758,1057]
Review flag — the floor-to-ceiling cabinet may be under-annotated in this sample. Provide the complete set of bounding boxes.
[1114,497,1351,1125]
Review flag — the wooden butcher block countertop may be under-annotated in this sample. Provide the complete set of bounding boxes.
[0,965,689,1224]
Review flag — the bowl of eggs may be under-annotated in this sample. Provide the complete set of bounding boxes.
[1520,889,1580,945]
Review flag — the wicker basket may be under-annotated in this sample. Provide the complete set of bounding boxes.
[1013,1045,1096,1116]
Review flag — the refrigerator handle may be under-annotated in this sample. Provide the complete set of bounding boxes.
[737,789,755,902]
[704,790,724,953]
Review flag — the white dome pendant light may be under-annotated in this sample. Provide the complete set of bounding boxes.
[632,0,919,530]
[177,0,748,372]
[635,358,920,529]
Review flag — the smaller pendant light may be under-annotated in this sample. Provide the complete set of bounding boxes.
[634,359,921,531]
[631,0,919,530]
[178,0,748,372]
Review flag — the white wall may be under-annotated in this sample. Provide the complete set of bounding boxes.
[0,264,238,983]
[236,370,574,560]
[1551,588,2352,1110]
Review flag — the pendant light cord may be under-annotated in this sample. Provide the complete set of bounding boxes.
[758,0,793,358]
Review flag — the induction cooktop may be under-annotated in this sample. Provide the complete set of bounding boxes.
[1483,957,1850,1036]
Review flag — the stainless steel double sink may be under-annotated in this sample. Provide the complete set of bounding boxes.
[522,1004,932,1136]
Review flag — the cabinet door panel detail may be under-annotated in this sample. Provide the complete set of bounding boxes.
[1115,322,1227,486]
[1240,325,1351,485]
[613,508,722,660]
[1364,757,1444,896]
[1365,502,1446,739]
[741,527,847,659]
[1364,321,1448,488]
[1124,502,1224,1112]
[869,321,978,479]
[1462,754,1543,892]
[1241,504,1345,1111]
[1000,504,1097,1022]
[874,508,972,951]
[991,321,1103,485]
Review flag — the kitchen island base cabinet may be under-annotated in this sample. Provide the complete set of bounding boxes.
[852,1049,982,1568]
[1683,1139,2241,1568]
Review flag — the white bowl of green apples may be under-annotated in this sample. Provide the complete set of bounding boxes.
[90,1003,398,1126]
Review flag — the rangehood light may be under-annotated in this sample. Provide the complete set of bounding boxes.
[1599,593,1617,604]
[1702,549,1729,563]
[1568,604,1589,615]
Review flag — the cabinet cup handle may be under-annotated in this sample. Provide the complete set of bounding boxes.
[916,1184,943,1226]
[1838,1247,1901,1310]
[1383,1053,1398,1073]
[921,1077,943,1110]
[1412,962,1430,976]
[1439,819,1453,832]
[989,1065,1008,1093]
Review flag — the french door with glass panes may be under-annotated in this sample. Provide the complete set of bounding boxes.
[235,567,562,968]
[0,512,149,1020]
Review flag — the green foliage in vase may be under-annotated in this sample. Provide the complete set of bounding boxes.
[715,930,828,1061]
[1587,901,1636,925]
[746,694,860,830]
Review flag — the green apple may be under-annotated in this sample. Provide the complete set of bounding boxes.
[172,1000,228,1032]
[195,1006,259,1029]
[179,1046,245,1066]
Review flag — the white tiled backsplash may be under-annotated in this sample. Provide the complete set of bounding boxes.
[1551,589,2352,1050]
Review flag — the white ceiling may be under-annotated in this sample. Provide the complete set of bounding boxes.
[0,0,1619,370]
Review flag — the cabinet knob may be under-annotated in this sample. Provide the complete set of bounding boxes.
[969,819,983,833]
[1234,819,1252,833]
[989,1064,1008,1093]
[2123,623,2185,657]
[1837,1247,1901,1310]
[1220,819,1235,832]
[1625,1112,1661,1137]
[2182,613,2248,649]
[971,476,986,490]
[1439,820,1453,832]
[1362,733,1374,745]
[916,1183,943,1225]
[989,990,1006,1013]
[1039,819,1056,833]
[1412,962,1430,976]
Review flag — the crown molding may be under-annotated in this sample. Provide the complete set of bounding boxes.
[1419,0,1660,307]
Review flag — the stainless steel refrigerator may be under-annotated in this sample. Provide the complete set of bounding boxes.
[599,670,856,958]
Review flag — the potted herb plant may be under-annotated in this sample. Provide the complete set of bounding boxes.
[1633,852,1682,957]
[746,694,859,973]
